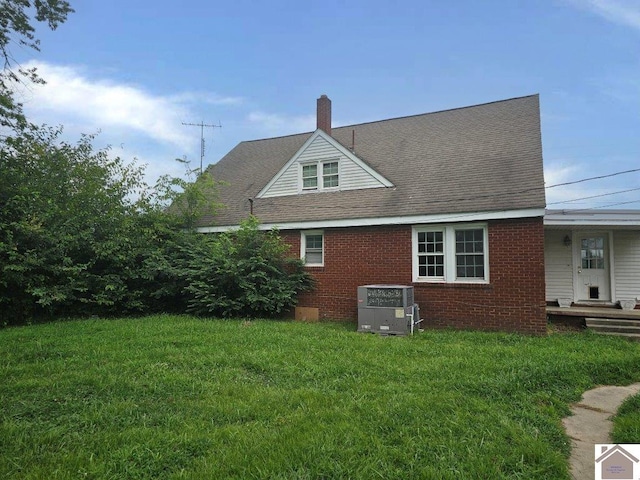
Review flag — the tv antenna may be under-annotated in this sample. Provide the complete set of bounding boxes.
[182,121,222,173]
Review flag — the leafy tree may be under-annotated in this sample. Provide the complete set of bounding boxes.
[0,126,312,324]
[0,0,74,131]
[0,126,194,323]
[155,158,225,231]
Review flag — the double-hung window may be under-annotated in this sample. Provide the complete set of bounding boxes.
[302,164,318,190]
[413,223,488,283]
[301,161,339,191]
[301,230,324,266]
[323,162,339,188]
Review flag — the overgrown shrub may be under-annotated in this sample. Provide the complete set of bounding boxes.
[182,216,314,318]
[0,126,312,324]
[0,128,194,323]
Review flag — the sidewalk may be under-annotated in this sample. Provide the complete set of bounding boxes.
[562,383,640,480]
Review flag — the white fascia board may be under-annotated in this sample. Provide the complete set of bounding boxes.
[545,219,640,227]
[318,130,394,188]
[255,131,318,198]
[544,210,640,227]
[197,208,545,233]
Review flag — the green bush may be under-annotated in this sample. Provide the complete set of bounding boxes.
[0,126,312,324]
[182,216,314,318]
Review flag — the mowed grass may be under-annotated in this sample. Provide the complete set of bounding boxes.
[1,316,639,479]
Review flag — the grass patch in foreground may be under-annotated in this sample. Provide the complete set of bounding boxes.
[1,316,639,479]
[612,392,640,444]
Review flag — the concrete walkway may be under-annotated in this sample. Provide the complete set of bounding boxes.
[562,383,640,480]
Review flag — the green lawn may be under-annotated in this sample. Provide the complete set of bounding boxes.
[1,316,639,479]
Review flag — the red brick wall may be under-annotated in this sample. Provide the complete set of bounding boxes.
[281,217,547,335]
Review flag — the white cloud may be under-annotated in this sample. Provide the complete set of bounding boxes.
[3,60,251,187]
[567,0,640,30]
[544,162,584,205]
[16,60,241,150]
[544,163,580,187]
[169,91,244,107]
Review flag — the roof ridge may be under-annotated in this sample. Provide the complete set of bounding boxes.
[333,94,539,131]
[239,94,539,144]
[238,130,313,145]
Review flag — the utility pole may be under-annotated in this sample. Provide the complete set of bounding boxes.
[182,121,222,173]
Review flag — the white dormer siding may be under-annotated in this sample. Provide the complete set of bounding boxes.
[257,130,393,199]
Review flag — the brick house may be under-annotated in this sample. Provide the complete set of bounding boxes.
[198,95,547,334]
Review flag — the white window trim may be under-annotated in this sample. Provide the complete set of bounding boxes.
[412,223,489,284]
[301,230,324,266]
[299,159,340,193]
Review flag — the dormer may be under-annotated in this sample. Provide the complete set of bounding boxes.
[256,95,393,199]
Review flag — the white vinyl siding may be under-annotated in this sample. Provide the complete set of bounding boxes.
[258,133,391,198]
[339,156,383,190]
[613,230,640,301]
[263,166,298,197]
[544,230,574,301]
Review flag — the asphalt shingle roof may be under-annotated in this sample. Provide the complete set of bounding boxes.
[200,94,545,227]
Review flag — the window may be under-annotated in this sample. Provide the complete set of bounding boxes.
[581,237,605,269]
[413,224,488,283]
[301,230,324,266]
[302,164,318,189]
[323,162,339,188]
[300,161,339,191]
[417,231,444,279]
[455,229,485,279]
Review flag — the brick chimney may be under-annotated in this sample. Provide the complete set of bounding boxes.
[316,94,331,136]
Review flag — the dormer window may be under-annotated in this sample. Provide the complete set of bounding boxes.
[301,160,339,191]
[302,164,318,189]
[256,129,392,199]
[323,162,339,188]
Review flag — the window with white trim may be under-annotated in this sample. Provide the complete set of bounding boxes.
[302,164,318,189]
[413,223,488,283]
[301,230,324,266]
[323,161,339,188]
[300,160,339,191]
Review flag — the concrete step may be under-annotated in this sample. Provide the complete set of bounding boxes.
[586,318,640,327]
[586,318,640,339]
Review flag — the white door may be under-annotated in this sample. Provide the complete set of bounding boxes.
[575,233,610,301]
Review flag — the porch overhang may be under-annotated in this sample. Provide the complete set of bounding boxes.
[545,209,640,227]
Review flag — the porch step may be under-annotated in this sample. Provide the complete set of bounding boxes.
[586,318,640,339]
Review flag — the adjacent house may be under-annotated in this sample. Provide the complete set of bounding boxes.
[198,94,548,334]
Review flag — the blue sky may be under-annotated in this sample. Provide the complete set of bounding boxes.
[13,0,640,208]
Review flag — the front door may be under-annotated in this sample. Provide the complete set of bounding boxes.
[575,233,610,302]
